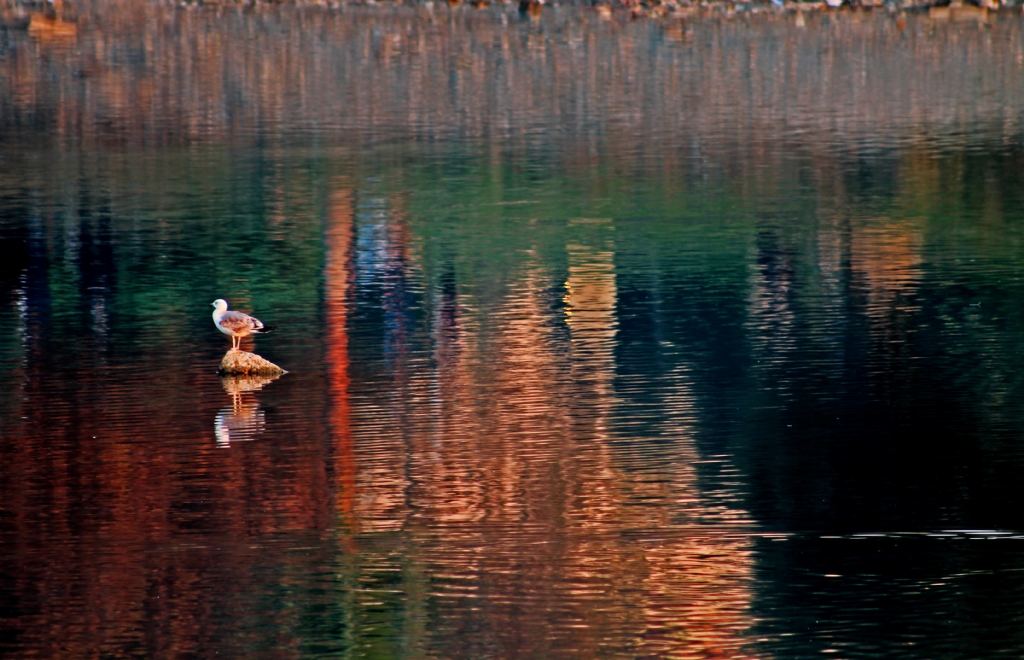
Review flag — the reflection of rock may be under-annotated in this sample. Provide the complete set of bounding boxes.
[215,372,282,448]
[218,349,286,376]
[219,373,281,395]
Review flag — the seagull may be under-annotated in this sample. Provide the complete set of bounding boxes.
[211,299,273,350]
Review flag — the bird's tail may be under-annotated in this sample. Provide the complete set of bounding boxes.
[255,325,277,334]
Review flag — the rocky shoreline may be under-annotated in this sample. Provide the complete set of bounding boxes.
[3,0,1020,19]
[163,0,1020,13]
[156,0,1021,13]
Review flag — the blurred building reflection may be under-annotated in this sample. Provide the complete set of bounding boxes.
[3,1,1024,166]
[328,208,759,657]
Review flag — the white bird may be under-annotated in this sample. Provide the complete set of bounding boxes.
[211,299,273,350]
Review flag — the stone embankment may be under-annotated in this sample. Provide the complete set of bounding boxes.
[164,0,1017,13]
[2,0,1016,31]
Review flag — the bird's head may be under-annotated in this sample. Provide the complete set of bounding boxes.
[212,299,228,311]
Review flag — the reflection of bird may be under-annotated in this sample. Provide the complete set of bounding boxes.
[215,401,266,448]
[211,299,273,350]
[215,373,281,448]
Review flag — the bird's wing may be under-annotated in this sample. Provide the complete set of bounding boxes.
[219,311,263,332]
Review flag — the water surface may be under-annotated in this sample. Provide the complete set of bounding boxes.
[3,3,1024,658]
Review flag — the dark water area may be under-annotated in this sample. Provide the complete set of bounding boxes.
[3,2,1024,658]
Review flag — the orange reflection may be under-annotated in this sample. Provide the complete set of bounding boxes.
[326,182,356,531]
[28,14,77,46]
[850,217,922,319]
[337,214,758,657]
[566,218,619,401]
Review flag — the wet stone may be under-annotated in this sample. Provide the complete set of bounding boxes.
[218,349,286,376]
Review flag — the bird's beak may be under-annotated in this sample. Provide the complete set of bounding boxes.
[211,302,216,307]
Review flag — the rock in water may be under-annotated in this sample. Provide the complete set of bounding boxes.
[219,349,286,376]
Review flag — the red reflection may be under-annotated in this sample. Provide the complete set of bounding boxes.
[326,182,356,532]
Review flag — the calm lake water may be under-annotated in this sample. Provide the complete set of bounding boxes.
[3,2,1024,658]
